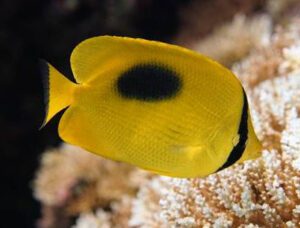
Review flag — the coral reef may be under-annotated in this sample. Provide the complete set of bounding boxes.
[189,14,272,66]
[34,144,138,212]
[34,144,152,227]
[73,196,133,228]
[34,2,300,227]
[175,0,266,45]
[177,0,300,67]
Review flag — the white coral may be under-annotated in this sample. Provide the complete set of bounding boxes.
[191,14,272,66]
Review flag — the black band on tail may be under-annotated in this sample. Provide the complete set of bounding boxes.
[39,59,50,129]
[217,90,249,171]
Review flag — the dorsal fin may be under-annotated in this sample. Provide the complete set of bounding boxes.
[70,35,223,84]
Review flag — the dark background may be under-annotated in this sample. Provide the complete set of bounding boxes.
[1,0,189,227]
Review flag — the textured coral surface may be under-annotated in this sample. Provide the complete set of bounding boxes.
[34,2,300,227]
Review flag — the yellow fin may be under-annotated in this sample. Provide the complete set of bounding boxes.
[70,35,228,84]
[40,60,77,128]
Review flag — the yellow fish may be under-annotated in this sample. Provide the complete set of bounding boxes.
[41,36,262,178]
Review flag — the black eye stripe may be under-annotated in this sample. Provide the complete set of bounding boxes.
[116,63,182,101]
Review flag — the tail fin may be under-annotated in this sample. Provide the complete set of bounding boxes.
[39,60,77,128]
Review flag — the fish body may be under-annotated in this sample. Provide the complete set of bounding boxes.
[41,36,262,177]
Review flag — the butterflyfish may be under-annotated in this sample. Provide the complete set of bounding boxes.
[40,35,262,178]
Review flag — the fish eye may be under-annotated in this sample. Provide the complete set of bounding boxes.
[116,63,182,101]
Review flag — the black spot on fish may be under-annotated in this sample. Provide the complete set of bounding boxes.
[217,90,249,171]
[116,63,182,101]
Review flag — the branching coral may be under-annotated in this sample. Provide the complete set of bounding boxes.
[176,0,266,46]
[188,14,272,66]
[34,144,139,212]
[33,144,152,227]
[176,0,300,67]
[233,19,300,89]
[73,196,133,228]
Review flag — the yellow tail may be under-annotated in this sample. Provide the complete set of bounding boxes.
[40,60,77,128]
